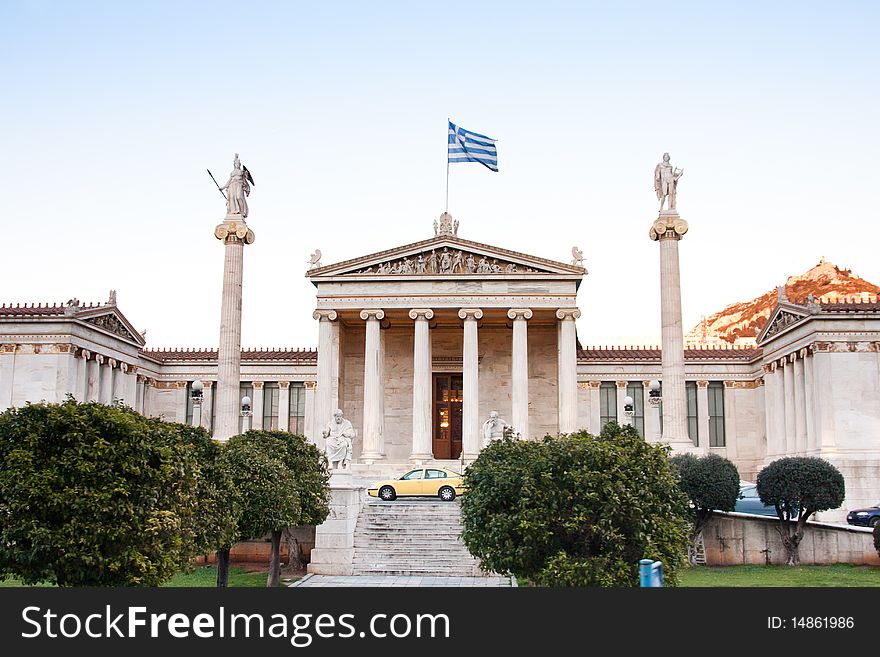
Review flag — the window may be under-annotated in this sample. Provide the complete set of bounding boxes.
[263,383,280,430]
[686,381,698,446]
[401,469,424,480]
[238,382,253,434]
[289,383,306,434]
[708,382,726,447]
[599,382,617,428]
[426,469,448,479]
[626,382,645,438]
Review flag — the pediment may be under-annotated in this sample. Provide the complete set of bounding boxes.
[306,235,586,280]
[76,307,145,346]
[756,303,809,345]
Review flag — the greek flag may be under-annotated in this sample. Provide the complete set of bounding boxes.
[448,121,498,172]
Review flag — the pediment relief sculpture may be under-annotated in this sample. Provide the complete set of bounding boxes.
[84,313,138,342]
[763,310,805,340]
[354,247,543,276]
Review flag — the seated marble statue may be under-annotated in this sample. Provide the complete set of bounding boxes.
[323,409,355,470]
[481,410,509,447]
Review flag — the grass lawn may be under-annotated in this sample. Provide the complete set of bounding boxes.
[0,565,300,588]
[679,564,880,587]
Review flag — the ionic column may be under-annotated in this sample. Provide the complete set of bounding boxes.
[588,381,601,434]
[643,381,660,442]
[811,343,836,450]
[802,348,816,452]
[88,354,103,402]
[508,308,532,440]
[116,363,130,406]
[409,309,434,461]
[303,381,317,444]
[175,381,188,423]
[360,309,386,462]
[771,361,787,457]
[136,374,146,415]
[278,381,291,432]
[793,352,807,455]
[649,210,692,451]
[696,380,709,449]
[252,382,265,430]
[459,308,483,459]
[313,310,338,449]
[77,349,91,401]
[723,381,738,457]
[201,380,213,431]
[103,358,118,404]
[615,380,628,425]
[556,308,580,433]
[782,356,795,454]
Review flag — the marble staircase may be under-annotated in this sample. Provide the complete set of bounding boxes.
[351,499,487,576]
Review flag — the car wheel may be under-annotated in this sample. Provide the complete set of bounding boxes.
[439,486,456,502]
[379,486,396,501]
[870,516,880,528]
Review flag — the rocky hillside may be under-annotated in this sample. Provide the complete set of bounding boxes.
[686,259,880,346]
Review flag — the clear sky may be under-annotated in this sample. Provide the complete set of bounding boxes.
[3,1,878,349]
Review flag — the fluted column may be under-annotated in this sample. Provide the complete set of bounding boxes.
[508,308,532,440]
[410,309,434,461]
[782,356,795,455]
[771,362,787,457]
[201,380,213,431]
[360,309,386,462]
[588,381,601,434]
[811,343,836,450]
[696,380,709,449]
[459,308,483,459]
[723,381,738,457]
[304,381,317,444]
[278,381,291,431]
[802,348,816,453]
[313,310,339,449]
[135,374,146,414]
[104,358,118,404]
[88,354,102,402]
[650,211,692,451]
[556,308,580,433]
[793,352,807,455]
[77,349,90,401]
[616,380,628,425]
[252,381,265,430]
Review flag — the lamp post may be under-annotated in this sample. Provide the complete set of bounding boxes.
[623,395,635,427]
[241,395,252,433]
[191,379,204,428]
[648,380,662,442]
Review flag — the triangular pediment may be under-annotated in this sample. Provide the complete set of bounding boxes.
[77,306,145,347]
[756,303,809,345]
[306,235,586,281]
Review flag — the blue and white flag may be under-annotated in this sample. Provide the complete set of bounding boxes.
[448,121,498,172]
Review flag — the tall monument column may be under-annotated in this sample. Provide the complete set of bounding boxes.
[213,153,256,441]
[649,152,696,453]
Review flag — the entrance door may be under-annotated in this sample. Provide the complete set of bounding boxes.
[433,373,463,460]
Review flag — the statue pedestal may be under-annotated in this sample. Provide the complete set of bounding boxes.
[307,479,364,576]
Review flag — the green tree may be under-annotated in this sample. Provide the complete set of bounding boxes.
[670,452,739,563]
[756,456,845,565]
[873,522,880,559]
[0,400,202,586]
[220,430,329,587]
[172,424,240,587]
[460,424,690,586]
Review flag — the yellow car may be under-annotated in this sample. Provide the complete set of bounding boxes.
[367,467,465,502]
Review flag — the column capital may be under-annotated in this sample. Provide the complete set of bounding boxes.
[778,357,787,368]
[798,347,809,359]
[119,362,129,374]
[304,380,317,390]
[458,308,483,321]
[723,380,736,388]
[649,213,689,241]
[136,374,146,384]
[108,358,118,368]
[175,380,188,389]
[696,380,709,388]
[202,380,213,389]
[312,309,338,321]
[555,308,581,321]
[95,354,105,365]
[788,352,798,363]
[507,308,533,321]
[769,361,778,373]
[80,348,91,360]
[409,308,434,321]
[359,309,386,321]
[616,380,628,389]
[588,381,602,389]
[279,381,291,389]
[762,364,772,374]
[252,381,264,389]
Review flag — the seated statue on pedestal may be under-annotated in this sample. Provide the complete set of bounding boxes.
[481,410,509,448]
[323,409,355,470]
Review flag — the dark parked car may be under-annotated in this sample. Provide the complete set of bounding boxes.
[734,482,778,517]
[846,506,880,527]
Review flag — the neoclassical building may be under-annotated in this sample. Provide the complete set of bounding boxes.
[2,220,880,522]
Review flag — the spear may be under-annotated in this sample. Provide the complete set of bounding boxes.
[206,169,227,200]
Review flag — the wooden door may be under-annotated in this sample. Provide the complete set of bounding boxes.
[433,373,463,460]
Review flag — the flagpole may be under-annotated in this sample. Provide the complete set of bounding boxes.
[445,160,450,213]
